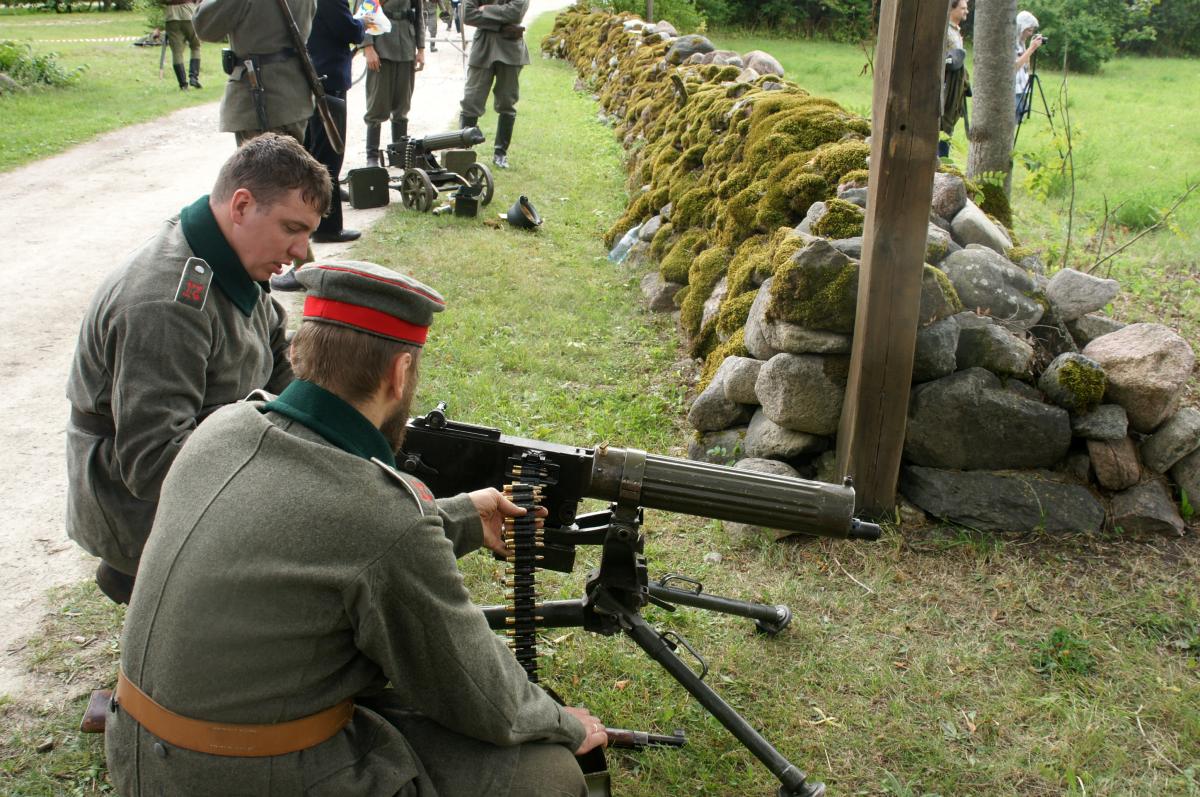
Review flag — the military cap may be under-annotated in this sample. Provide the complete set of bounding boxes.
[282,261,445,346]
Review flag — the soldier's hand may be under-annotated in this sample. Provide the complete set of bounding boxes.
[364,45,381,72]
[415,48,425,72]
[467,487,545,557]
[563,706,608,754]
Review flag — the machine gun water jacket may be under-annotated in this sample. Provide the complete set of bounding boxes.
[194,0,316,135]
[105,386,586,795]
[65,196,293,577]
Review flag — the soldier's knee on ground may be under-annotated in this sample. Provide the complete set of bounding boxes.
[508,742,587,797]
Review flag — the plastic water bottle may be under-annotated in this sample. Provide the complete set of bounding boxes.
[608,223,642,264]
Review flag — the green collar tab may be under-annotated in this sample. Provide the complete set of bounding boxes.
[263,380,397,467]
[179,195,262,317]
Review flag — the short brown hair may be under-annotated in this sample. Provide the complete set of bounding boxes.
[211,133,331,216]
[290,321,421,403]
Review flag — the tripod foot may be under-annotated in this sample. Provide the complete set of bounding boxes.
[780,782,825,797]
[755,604,792,636]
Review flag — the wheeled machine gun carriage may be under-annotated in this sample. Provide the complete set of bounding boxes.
[386,126,495,213]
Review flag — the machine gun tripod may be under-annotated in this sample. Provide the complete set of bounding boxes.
[400,405,882,797]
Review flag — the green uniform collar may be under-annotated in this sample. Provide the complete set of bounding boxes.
[179,195,262,318]
[263,380,397,468]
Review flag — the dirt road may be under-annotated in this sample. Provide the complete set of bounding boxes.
[0,0,567,699]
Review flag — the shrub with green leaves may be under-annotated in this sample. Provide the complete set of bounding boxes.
[0,41,85,93]
[1113,196,1163,231]
[1032,628,1097,677]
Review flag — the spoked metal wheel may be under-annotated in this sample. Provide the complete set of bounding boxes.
[462,162,494,206]
[400,168,437,212]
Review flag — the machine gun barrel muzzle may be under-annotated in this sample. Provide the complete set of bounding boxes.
[417,126,485,152]
[586,446,881,541]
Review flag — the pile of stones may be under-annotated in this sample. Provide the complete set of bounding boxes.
[543,8,1198,538]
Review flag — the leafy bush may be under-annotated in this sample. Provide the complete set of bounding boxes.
[1113,196,1163,230]
[597,0,707,33]
[1032,627,1097,677]
[1145,0,1200,55]
[1021,0,1122,73]
[0,40,85,93]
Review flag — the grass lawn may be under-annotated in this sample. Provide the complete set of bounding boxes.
[0,9,226,171]
[2,13,1199,797]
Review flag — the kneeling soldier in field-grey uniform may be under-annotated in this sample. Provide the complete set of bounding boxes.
[65,134,329,604]
[105,261,608,796]
[194,0,317,145]
[460,0,529,169]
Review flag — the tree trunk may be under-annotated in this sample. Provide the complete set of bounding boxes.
[645,0,653,23]
[966,0,1016,194]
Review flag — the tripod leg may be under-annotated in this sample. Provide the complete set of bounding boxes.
[648,581,792,636]
[613,600,824,797]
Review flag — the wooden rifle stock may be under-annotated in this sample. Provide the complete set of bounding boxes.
[272,0,344,153]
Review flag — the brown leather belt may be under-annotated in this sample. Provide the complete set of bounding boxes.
[115,670,354,757]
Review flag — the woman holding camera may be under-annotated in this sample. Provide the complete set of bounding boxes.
[1014,10,1045,123]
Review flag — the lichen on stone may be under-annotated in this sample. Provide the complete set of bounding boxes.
[679,246,731,336]
[769,251,859,334]
[697,328,748,393]
[811,198,865,239]
[1057,358,1107,414]
[660,228,708,284]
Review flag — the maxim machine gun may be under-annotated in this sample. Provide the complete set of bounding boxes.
[400,404,882,797]
[386,126,495,213]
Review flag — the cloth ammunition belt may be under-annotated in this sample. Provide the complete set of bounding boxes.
[115,670,354,757]
[70,407,116,438]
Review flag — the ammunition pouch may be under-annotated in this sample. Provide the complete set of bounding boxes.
[499,23,524,40]
[221,47,297,77]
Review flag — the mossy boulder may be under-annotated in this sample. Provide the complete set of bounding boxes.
[697,329,748,393]
[811,198,865,239]
[768,240,859,334]
[649,221,675,260]
[680,247,732,337]
[660,228,708,284]
[716,290,757,339]
[809,140,870,185]
[920,264,963,325]
[1038,353,1108,414]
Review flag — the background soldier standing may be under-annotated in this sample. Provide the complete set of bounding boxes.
[194,0,317,145]
[459,0,528,169]
[105,261,607,796]
[65,135,328,604]
[361,0,425,166]
[162,0,203,91]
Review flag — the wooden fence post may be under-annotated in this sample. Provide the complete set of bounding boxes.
[835,0,950,516]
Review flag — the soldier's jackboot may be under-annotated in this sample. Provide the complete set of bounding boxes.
[460,113,478,131]
[172,63,189,91]
[366,123,381,167]
[95,561,135,605]
[391,118,408,146]
[188,57,202,89]
[493,112,515,169]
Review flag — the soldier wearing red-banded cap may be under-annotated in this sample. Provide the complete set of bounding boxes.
[106,261,607,796]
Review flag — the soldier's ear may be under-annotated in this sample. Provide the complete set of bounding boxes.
[386,351,414,401]
[228,188,255,224]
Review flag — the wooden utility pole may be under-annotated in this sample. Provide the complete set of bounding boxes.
[835,0,950,516]
[645,0,654,23]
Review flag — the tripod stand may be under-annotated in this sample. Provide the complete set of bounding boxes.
[481,503,824,797]
[1014,50,1056,148]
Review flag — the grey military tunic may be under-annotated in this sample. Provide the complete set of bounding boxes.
[106,381,585,796]
[65,195,292,576]
[194,0,316,133]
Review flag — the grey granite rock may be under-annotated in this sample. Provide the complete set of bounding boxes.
[1066,313,1125,347]
[830,237,863,259]
[905,368,1071,470]
[688,359,752,431]
[1141,407,1200,474]
[721,356,763,405]
[744,409,828,459]
[1170,447,1200,511]
[1111,479,1186,536]
[794,201,827,235]
[838,187,869,208]
[912,317,960,383]
[756,353,847,435]
[639,214,663,241]
[743,278,780,361]
[901,466,1105,533]
[667,34,714,64]
[700,276,729,330]
[950,199,1013,253]
[641,272,684,313]
[1071,404,1129,441]
[1045,268,1120,322]
[742,49,784,76]
[941,248,1043,330]
[955,324,1035,377]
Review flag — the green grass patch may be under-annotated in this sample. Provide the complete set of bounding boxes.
[0,10,225,171]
